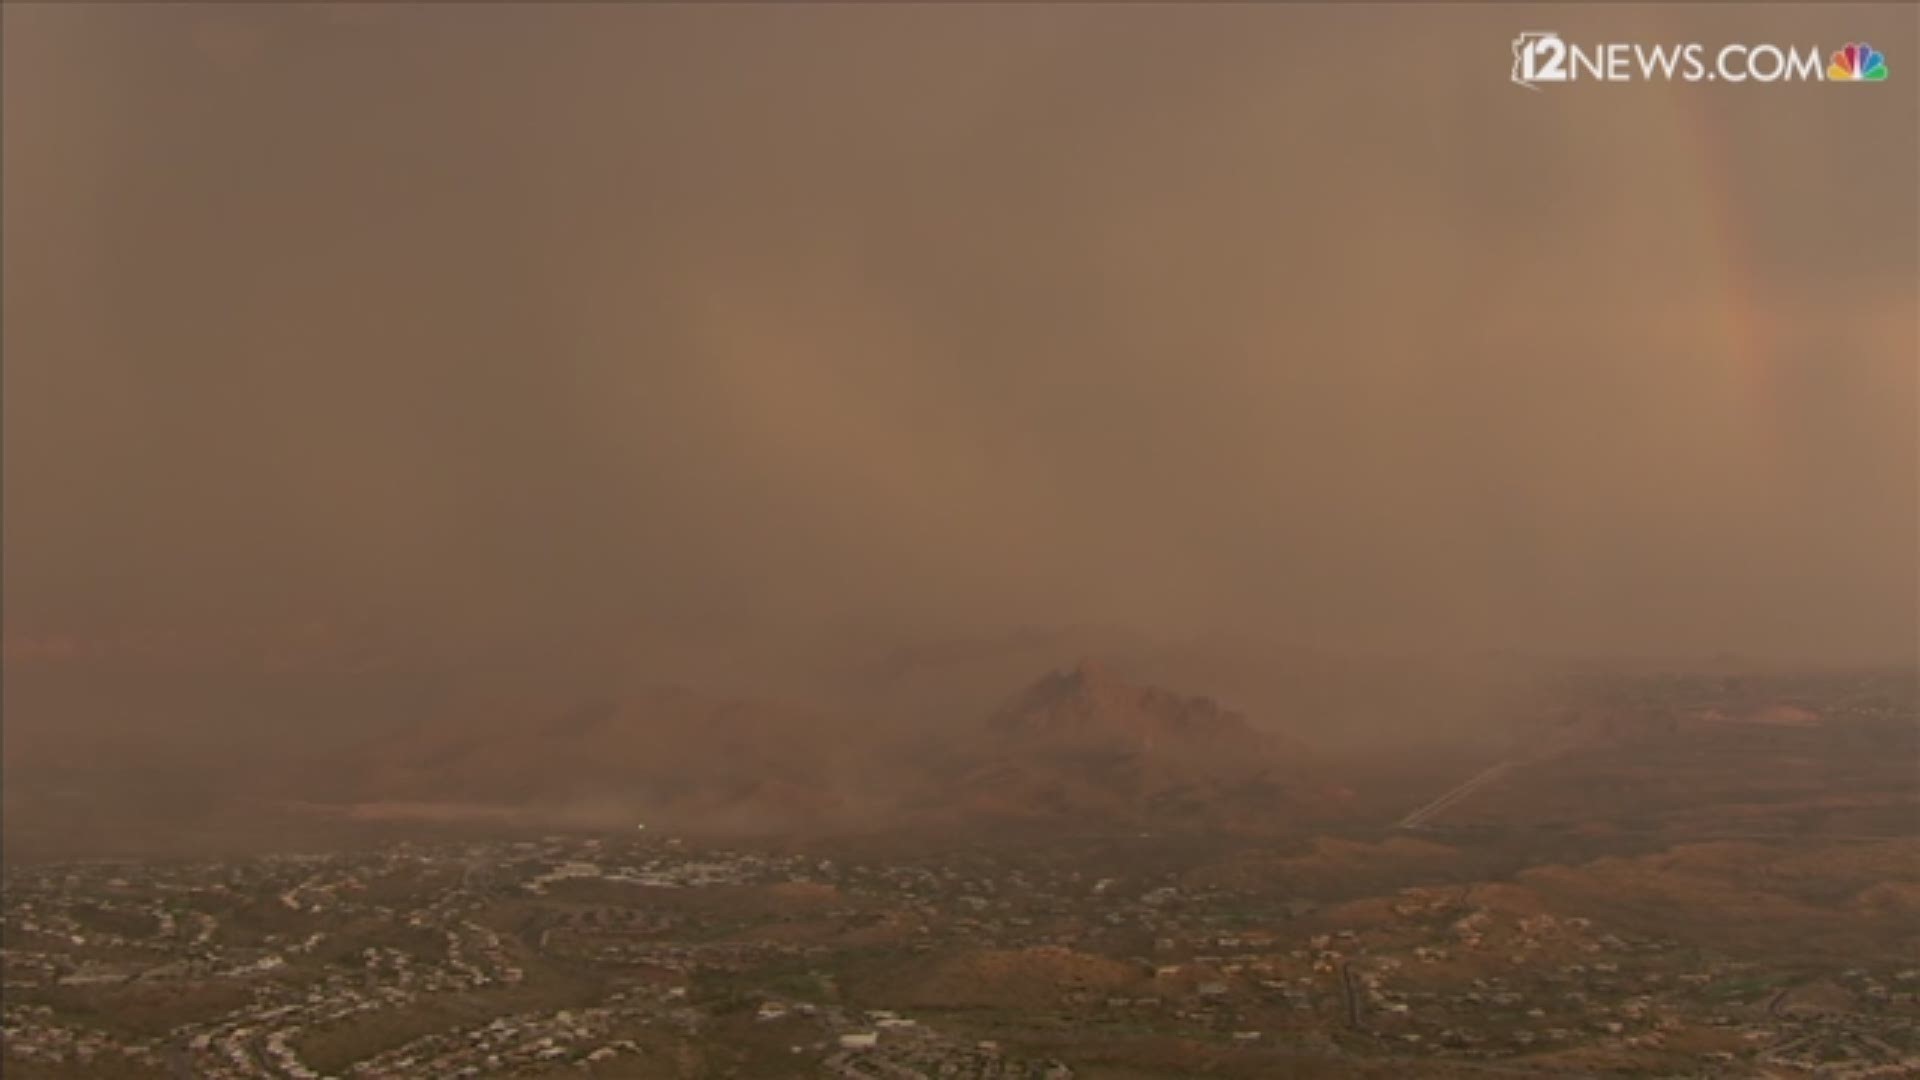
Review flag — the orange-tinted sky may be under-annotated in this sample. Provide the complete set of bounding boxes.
[4,4,1914,662]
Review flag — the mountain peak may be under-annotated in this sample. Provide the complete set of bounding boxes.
[1037,658,1122,701]
[1067,657,1111,682]
[993,662,1245,746]
[955,663,1306,826]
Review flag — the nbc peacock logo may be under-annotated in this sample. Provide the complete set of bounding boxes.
[1827,42,1888,82]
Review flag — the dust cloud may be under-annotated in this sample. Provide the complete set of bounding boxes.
[4,3,1913,669]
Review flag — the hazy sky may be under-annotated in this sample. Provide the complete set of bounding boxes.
[4,4,1915,662]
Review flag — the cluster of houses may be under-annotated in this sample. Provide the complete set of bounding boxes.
[5,832,1918,1077]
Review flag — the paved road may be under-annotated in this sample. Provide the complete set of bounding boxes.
[1395,760,1517,830]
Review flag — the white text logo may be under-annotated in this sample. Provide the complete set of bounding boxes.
[1513,32,1831,89]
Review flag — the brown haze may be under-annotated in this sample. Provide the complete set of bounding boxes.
[5,3,1914,663]
[1,5,1916,857]
[4,15,1918,1075]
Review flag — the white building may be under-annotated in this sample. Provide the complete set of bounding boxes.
[838,1032,878,1050]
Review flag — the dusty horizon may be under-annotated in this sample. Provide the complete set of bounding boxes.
[5,3,1916,668]
[4,10,1918,1072]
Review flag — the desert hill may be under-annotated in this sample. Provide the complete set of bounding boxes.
[923,661,1316,828]
[338,686,901,833]
[4,633,1366,851]
[324,661,1325,835]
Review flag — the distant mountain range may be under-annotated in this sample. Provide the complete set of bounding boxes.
[315,659,1323,834]
[3,624,1562,853]
[339,685,898,834]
